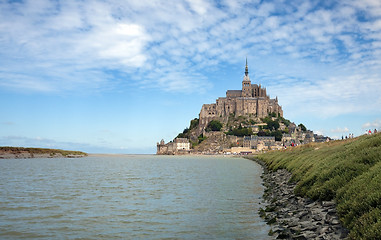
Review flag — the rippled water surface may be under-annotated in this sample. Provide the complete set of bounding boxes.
[0,155,270,239]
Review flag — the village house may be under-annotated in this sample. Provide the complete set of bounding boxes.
[157,138,191,155]
[243,135,277,151]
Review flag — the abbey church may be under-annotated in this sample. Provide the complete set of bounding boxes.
[198,59,283,131]
[157,60,324,155]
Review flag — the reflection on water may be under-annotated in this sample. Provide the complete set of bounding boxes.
[0,155,271,239]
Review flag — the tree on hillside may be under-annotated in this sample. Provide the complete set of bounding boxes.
[267,120,280,131]
[226,126,253,137]
[262,116,280,131]
[299,123,307,131]
[176,128,190,139]
[190,118,199,130]
[278,116,291,127]
[198,134,207,143]
[258,130,270,136]
[271,130,283,141]
[206,120,223,132]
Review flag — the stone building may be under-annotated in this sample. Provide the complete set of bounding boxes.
[281,124,316,146]
[198,59,283,132]
[243,135,276,151]
[157,138,191,155]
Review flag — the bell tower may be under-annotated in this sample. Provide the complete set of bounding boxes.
[242,58,252,97]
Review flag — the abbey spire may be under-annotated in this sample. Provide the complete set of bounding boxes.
[243,57,251,83]
[245,57,249,76]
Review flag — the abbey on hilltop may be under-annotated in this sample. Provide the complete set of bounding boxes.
[157,58,289,155]
[198,59,283,131]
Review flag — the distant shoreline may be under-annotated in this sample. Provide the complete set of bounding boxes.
[0,146,87,159]
[89,153,237,157]
[87,153,155,157]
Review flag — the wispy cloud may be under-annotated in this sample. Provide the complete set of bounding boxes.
[331,127,349,133]
[267,72,381,118]
[0,0,150,93]
[1,0,381,105]
[362,120,381,130]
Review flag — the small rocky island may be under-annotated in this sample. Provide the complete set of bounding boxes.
[0,146,87,159]
[157,59,329,155]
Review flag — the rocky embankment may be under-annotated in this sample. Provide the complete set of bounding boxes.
[254,160,349,239]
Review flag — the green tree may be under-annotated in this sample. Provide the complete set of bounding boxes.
[176,133,186,138]
[267,120,280,131]
[190,118,199,130]
[258,130,270,136]
[299,123,307,131]
[206,120,223,132]
[278,116,291,126]
[176,128,189,139]
[271,130,283,141]
[226,126,253,137]
[198,134,207,143]
[262,117,280,131]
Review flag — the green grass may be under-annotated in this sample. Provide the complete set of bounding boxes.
[0,146,87,157]
[252,133,381,239]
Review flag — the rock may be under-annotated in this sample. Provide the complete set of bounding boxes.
[331,219,341,225]
[322,201,335,207]
[293,234,307,240]
[254,162,349,240]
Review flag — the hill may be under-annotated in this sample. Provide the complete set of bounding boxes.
[158,60,322,155]
[0,146,88,159]
[174,113,312,154]
[254,133,381,239]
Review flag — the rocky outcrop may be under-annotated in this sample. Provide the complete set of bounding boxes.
[253,159,349,239]
[192,132,234,154]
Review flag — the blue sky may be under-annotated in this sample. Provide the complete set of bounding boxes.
[1,0,381,154]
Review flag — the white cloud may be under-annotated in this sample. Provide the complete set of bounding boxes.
[1,0,381,98]
[267,71,381,118]
[0,0,151,93]
[362,120,381,129]
[331,127,349,133]
[314,130,325,136]
[186,0,209,15]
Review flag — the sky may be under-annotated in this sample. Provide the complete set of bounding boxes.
[1,0,381,154]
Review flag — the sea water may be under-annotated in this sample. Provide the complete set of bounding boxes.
[0,155,271,239]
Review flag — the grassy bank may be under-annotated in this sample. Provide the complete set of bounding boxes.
[253,133,381,239]
[0,146,88,157]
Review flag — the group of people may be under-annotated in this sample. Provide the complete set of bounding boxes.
[342,134,354,140]
[341,129,378,140]
[366,129,378,135]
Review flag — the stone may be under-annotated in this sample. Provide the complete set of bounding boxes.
[322,201,335,207]
[303,230,318,239]
[331,219,341,225]
[293,234,307,240]
[258,166,349,240]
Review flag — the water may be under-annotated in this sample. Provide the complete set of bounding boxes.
[0,155,271,239]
